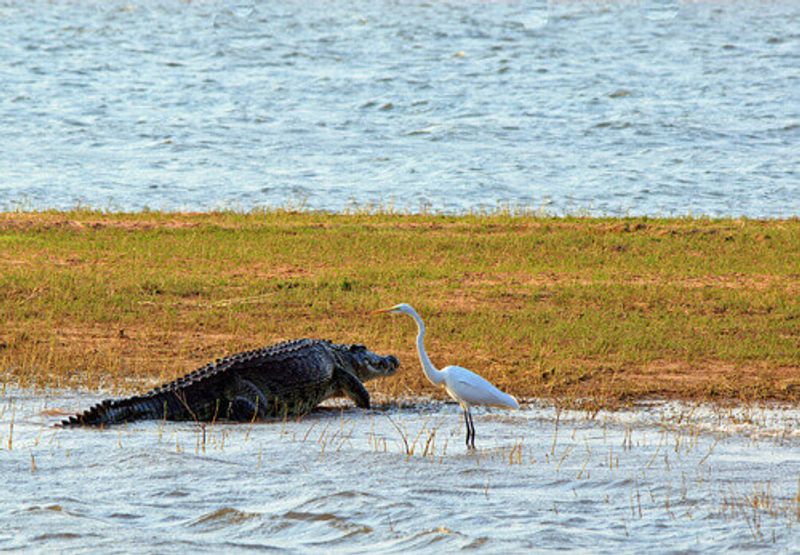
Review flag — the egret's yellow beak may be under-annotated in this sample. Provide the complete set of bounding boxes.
[370,307,394,315]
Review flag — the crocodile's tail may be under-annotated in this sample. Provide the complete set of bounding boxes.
[60,393,181,427]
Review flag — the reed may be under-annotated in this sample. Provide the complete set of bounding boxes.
[720,481,795,540]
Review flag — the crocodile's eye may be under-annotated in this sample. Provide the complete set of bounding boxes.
[349,344,366,352]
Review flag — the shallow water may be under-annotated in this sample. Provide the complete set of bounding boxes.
[2,388,799,552]
[1,0,798,216]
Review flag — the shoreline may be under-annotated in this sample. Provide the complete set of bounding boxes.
[1,210,798,408]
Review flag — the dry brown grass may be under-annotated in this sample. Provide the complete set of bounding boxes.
[1,210,798,407]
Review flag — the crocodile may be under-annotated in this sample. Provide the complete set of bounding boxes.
[61,339,399,427]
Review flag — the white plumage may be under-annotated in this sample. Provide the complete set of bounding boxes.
[442,365,519,409]
[374,303,519,449]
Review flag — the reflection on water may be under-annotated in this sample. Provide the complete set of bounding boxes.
[0,0,798,216]
[2,388,799,552]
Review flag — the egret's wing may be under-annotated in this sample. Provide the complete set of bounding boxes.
[444,366,519,409]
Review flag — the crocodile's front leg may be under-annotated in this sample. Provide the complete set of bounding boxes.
[334,368,370,409]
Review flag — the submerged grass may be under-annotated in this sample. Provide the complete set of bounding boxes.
[0,209,798,407]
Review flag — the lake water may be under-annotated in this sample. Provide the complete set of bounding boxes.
[2,388,800,552]
[1,0,798,216]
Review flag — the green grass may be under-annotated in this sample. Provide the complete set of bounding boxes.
[1,210,798,406]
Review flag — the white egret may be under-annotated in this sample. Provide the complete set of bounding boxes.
[373,303,519,449]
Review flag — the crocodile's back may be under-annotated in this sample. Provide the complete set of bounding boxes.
[62,338,338,427]
[229,338,337,415]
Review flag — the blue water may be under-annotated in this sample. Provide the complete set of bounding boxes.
[3,389,800,552]
[1,0,798,215]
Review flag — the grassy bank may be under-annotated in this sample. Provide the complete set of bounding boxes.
[1,210,798,407]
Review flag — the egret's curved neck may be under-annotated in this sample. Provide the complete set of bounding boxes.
[404,308,445,386]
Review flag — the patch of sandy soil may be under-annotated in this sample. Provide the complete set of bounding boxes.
[0,214,204,231]
[457,271,792,291]
[3,323,798,405]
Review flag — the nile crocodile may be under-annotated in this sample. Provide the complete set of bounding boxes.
[62,339,399,427]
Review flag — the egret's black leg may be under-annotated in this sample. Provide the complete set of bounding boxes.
[467,409,476,449]
[469,413,475,449]
[464,408,471,448]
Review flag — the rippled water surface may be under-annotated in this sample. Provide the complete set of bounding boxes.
[2,388,800,552]
[1,0,798,215]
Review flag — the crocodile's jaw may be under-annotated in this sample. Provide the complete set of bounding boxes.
[346,346,399,383]
[361,354,399,381]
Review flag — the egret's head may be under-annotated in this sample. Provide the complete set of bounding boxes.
[372,303,415,316]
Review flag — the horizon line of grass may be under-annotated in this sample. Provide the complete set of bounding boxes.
[3,203,799,222]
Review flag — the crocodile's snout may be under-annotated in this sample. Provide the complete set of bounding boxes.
[366,352,399,377]
[341,344,400,383]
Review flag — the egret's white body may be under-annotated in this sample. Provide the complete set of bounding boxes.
[375,303,519,449]
[439,365,519,410]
